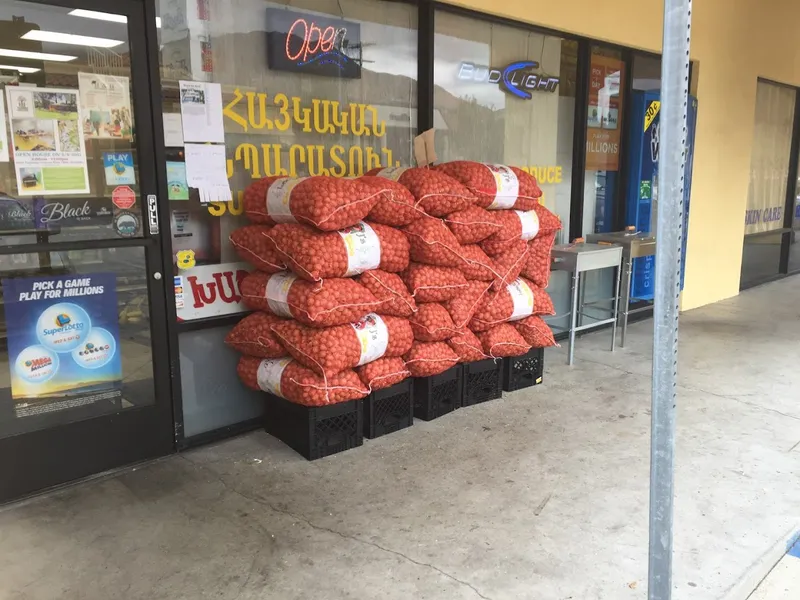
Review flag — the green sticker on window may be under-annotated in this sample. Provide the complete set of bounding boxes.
[640,180,652,200]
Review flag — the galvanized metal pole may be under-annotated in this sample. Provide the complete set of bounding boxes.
[649,0,692,599]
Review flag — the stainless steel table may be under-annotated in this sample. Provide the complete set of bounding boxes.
[550,243,623,365]
[586,231,656,347]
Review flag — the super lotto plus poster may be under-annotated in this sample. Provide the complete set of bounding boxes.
[2,273,122,416]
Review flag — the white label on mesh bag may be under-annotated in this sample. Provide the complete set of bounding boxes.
[516,209,540,241]
[375,166,410,182]
[265,272,297,318]
[256,357,291,397]
[485,164,519,210]
[337,221,382,276]
[266,177,302,223]
[507,278,535,321]
[351,313,389,366]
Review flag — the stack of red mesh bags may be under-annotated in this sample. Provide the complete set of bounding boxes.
[227,162,559,409]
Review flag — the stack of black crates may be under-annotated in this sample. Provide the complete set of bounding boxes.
[262,348,545,460]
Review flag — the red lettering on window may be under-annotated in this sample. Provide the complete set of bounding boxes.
[284,18,347,63]
[285,18,308,61]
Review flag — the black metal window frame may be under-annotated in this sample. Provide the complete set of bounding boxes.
[739,77,800,290]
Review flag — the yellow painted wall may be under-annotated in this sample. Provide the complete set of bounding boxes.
[444,0,800,309]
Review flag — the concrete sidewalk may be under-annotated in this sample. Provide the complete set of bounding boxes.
[1,277,799,600]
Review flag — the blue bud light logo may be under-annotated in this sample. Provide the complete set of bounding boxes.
[36,302,91,353]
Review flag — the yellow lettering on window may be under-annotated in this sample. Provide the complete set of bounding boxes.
[292,97,312,133]
[307,145,329,176]
[289,144,306,177]
[331,101,349,135]
[246,92,272,131]
[312,99,336,134]
[366,105,385,138]
[350,104,369,136]
[262,143,288,177]
[273,94,291,131]
[348,145,364,176]
[330,145,347,177]
[222,88,247,131]
[235,143,261,179]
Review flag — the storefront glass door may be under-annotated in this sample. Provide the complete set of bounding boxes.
[0,0,173,502]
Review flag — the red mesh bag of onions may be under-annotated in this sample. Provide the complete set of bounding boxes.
[409,303,459,342]
[478,324,532,358]
[444,205,502,244]
[270,313,413,378]
[357,270,417,317]
[509,167,544,210]
[359,175,423,227]
[480,209,541,256]
[403,341,460,377]
[402,264,468,303]
[243,175,381,231]
[433,161,529,210]
[240,271,381,327]
[520,231,557,288]
[229,225,285,273]
[225,312,287,358]
[366,167,476,217]
[458,244,497,281]
[470,277,556,332]
[491,239,530,291]
[356,356,411,391]
[447,327,489,363]
[403,215,468,267]
[237,356,368,406]
[514,315,557,348]
[442,280,491,328]
[266,222,409,281]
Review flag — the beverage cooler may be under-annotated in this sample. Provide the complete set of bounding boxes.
[624,91,698,300]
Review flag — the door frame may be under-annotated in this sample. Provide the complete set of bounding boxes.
[0,0,177,502]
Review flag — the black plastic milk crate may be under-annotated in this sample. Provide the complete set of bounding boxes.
[462,358,504,407]
[502,347,544,392]
[412,365,462,421]
[263,393,363,460]
[362,379,414,439]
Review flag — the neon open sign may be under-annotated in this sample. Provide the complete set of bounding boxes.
[267,8,361,79]
[457,61,559,99]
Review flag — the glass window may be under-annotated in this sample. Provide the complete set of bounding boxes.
[157,0,418,321]
[632,55,661,91]
[0,246,155,439]
[741,80,795,287]
[0,1,145,245]
[583,46,625,235]
[744,81,794,236]
[432,11,577,318]
[432,11,576,242]
[741,232,784,287]
[789,160,800,273]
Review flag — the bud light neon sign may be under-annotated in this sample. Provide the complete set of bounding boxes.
[267,8,361,79]
[457,61,559,99]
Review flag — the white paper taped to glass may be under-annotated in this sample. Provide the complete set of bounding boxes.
[184,143,232,204]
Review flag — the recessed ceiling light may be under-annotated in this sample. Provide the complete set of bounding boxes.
[69,9,162,28]
[22,30,123,48]
[0,48,76,62]
[0,64,41,73]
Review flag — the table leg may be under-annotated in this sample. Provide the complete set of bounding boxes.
[611,259,622,352]
[620,256,633,348]
[568,269,579,366]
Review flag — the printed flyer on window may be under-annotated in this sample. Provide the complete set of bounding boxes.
[78,73,133,139]
[2,273,123,418]
[5,86,90,196]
